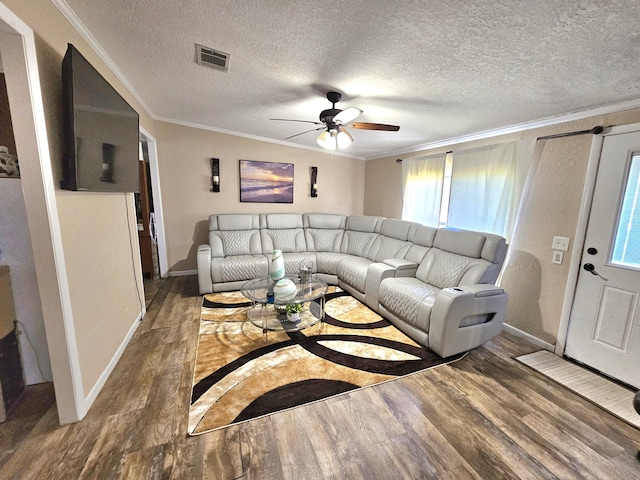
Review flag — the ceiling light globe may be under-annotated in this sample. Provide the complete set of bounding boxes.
[336,129,353,149]
[317,131,337,150]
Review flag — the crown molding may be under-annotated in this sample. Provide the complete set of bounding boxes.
[154,116,364,160]
[367,97,640,160]
[52,0,155,118]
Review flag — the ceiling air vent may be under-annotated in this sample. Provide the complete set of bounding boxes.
[195,44,229,72]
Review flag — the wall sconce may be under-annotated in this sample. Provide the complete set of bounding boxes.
[310,166,318,197]
[211,158,220,192]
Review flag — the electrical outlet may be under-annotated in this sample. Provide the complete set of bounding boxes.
[552,236,570,252]
[552,251,563,264]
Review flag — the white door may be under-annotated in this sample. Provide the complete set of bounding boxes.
[565,130,640,389]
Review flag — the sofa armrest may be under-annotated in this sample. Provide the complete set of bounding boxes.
[365,260,418,310]
[382,258,418,277]
[364,262,396,310]
[428,284,508,357]
[197,244,213,294]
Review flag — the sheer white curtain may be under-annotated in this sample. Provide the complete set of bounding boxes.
[401,153,446,227]
[447,140,534,241]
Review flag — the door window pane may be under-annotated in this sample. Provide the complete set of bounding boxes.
[611,154,640,268]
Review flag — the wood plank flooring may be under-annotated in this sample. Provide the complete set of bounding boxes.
[1,276,639,479]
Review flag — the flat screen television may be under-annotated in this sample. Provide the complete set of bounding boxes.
[61,43,140,192]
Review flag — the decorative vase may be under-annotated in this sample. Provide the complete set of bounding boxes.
[286,312,300,323]
[273,278,297,302]
[269,249,285,281]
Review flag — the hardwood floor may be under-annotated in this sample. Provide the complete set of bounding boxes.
[1,276,639,479]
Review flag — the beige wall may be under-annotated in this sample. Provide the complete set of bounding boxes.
[365,109,640,345]
[154,121,365,272]
[56,193,143,394]
[1,0,153,417]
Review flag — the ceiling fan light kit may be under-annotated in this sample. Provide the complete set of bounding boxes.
[316,130,336,149]
[316,128,354,150]
[273,91,400,151]
[336,128,353,149]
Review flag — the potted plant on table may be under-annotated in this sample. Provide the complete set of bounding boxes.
[285,303,303,323]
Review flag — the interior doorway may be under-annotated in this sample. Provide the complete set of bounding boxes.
[0,23,52,404]
[138,129,168,279]
[136,139,157,280]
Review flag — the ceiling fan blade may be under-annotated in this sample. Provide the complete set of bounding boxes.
[333,107,362,125]
[347,122,400,131]
[285,126,324,140]
[271,118,324,125]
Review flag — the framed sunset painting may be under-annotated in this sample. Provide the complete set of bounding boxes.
[239,160,294,203]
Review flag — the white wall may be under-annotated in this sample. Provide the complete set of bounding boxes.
[0,178,52,384]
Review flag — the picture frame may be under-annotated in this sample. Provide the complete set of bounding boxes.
[239,160,294,203]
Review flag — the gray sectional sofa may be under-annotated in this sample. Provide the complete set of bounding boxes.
[197,212,508,357]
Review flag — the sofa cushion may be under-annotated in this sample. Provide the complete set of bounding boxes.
[210,230,263,257]
[259,213,306,253]
[379,277,441,333]
[303,213,346,253]
[416,249,479,289]
[303,213,347,229]
[208,214,263,257]
[315,252,347,274]
[211,255,268,283]
[371,236,412,262]
[261,228,307,253]
[404,225,437,265]
[260,213,303,229]
[337,255,373,292]
[341,230,379,258]
[380,218,415,241]
[209,214,260,231]
[365,219,427,263]
[345,215,384,233]
[409,224,438,247]
[434,228,485,258]
[280,252,317,275]
[305,228,344,252]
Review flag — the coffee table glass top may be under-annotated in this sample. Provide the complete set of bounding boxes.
[241,276,328,332]
[241,276,327,304]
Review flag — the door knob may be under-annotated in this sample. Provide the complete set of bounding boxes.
[587,247,598,255]
[583,263,608,281]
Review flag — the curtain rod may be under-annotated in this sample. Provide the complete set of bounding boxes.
[396,150,453,163]
[396,127,605,162]
[537,126,604,141]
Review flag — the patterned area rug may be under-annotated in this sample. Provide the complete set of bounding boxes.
[188,287,465,435]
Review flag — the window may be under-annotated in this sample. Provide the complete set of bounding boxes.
[402,140,534,241]
[611,153,640,268]
[401,152,446,227]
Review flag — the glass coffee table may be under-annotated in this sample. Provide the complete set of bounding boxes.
[241,276,328,334]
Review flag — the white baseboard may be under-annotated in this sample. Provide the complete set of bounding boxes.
[82,308,145,411]
[503,323,555,352]
[169,269,197,276]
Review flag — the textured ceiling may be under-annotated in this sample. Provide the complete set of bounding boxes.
[59,0,640,159]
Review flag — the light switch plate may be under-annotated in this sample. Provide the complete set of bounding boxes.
[552,236,570,252]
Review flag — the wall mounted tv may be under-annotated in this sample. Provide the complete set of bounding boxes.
[61,43,140,192]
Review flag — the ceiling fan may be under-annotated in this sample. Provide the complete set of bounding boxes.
[271,91,400,150]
